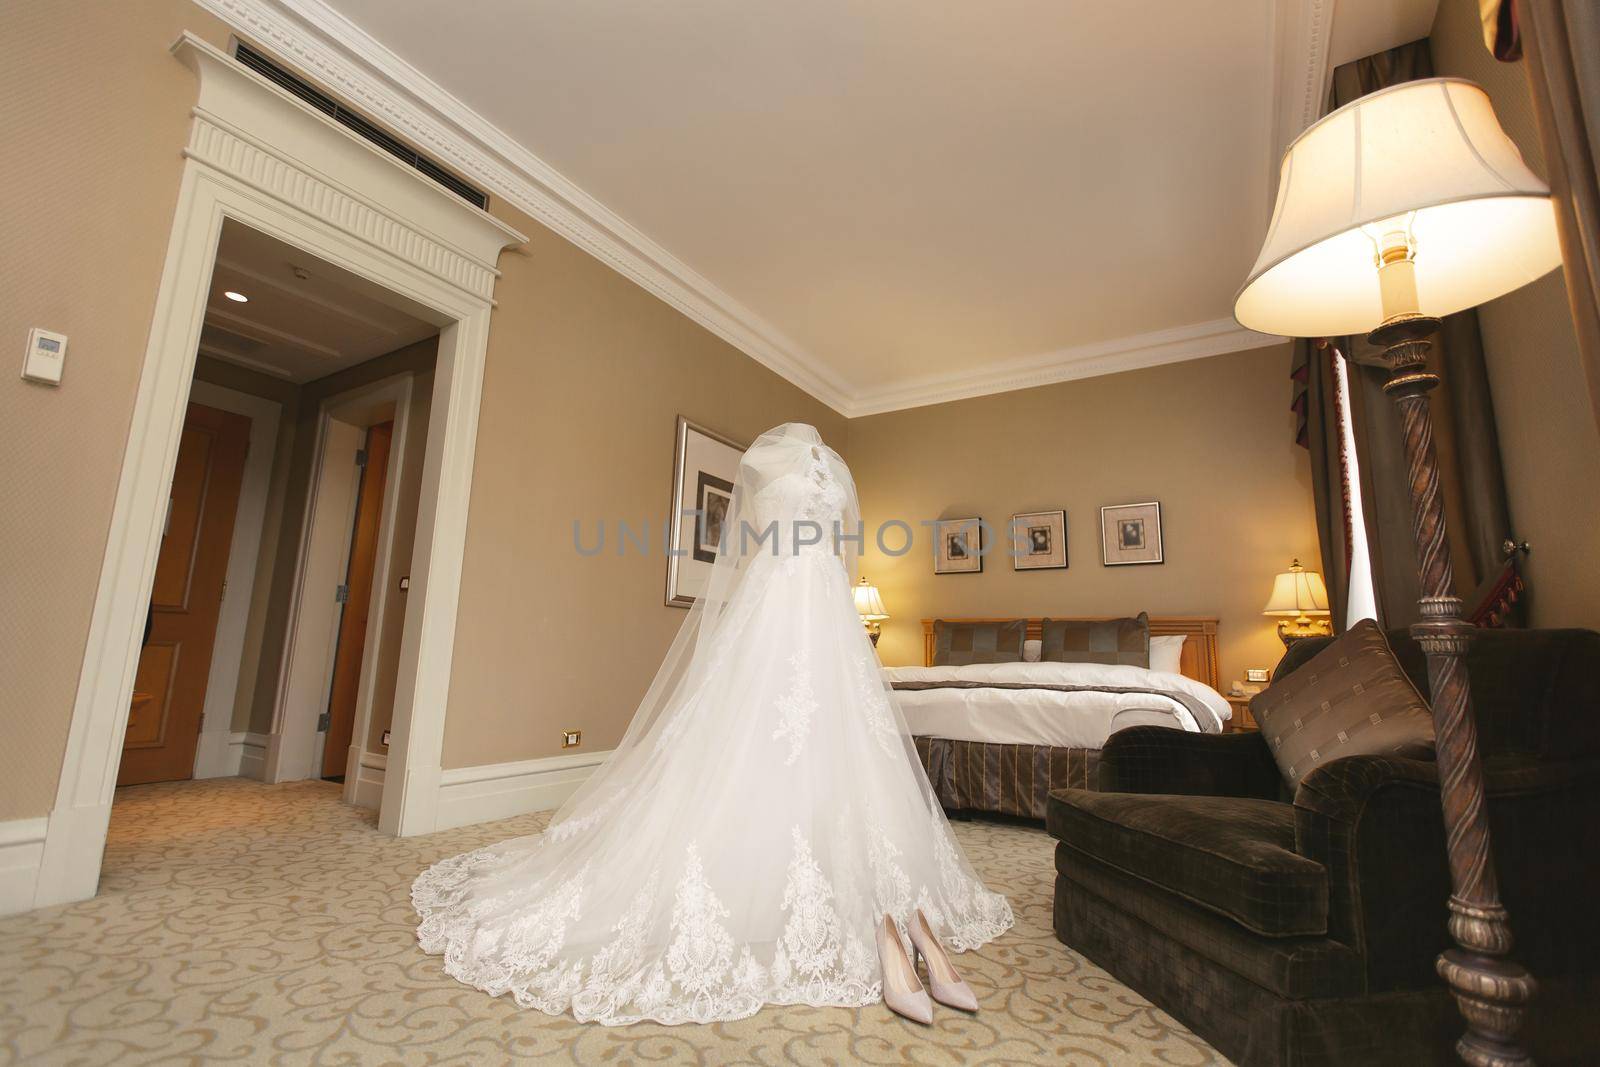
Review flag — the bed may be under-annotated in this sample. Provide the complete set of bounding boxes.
[892,616,1225,820]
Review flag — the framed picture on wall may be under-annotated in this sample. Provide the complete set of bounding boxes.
[933,517,984,574]
[1100,501,1163,566]
[666,416,746,606]
[1011,509,1067,570]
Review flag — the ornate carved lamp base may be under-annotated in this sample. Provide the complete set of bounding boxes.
[1370,312,1537,1066]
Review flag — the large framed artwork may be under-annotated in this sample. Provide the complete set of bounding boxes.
[1100,501,1164,566]
[933,517,984,575]
[666,416,746,607]
[1011,509,1067,570]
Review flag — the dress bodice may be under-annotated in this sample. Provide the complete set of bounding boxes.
[748,447,851,555]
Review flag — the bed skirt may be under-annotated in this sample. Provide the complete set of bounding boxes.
[913,736,1102,820]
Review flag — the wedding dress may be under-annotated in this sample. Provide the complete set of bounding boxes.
[412,422,1012,1026]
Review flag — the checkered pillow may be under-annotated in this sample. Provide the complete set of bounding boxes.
[1251,619,1436,786]
[1039,613,1150,667]
[932,620,1027,665]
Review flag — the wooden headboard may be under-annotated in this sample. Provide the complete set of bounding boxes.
[920,616,1220,691]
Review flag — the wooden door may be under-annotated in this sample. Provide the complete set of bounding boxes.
[121,402,251,786]
[321,421,393,779]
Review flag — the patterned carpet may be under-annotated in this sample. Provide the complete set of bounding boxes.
[0,778,1224,1065]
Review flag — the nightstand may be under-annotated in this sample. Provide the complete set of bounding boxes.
[1223,694,1258,732]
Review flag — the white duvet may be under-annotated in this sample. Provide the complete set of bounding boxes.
[883,661,1232,749]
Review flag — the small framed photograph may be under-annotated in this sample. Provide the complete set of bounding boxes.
[1100,501,1163,566]
[933,517,984,574]
[692,470,734,564]
[666,416,745,606]
[1011,509,1067,571]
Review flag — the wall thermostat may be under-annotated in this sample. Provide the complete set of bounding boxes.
[22,328,68,385]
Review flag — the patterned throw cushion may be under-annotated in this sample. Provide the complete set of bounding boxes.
[1251,619,1436,786]
[1039,613,1150,667]
[932,620,1026,665]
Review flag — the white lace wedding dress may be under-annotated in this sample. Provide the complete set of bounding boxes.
[412,422,1012,1026]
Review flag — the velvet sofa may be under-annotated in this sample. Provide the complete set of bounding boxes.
[1046,628,1600,1066]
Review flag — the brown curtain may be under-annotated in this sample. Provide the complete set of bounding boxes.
[1299,40,1525,629]
[1516,0,1600,435]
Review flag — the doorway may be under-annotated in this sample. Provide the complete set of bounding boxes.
[120,402,251,787]
[323,419,392,781]
[115,220,438,801]
[34,33,524,912]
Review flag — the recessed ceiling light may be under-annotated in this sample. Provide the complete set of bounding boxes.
[223,290,249,303]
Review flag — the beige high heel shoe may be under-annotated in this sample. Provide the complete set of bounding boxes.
[876,915,933,1024]
[907,908,979,1012]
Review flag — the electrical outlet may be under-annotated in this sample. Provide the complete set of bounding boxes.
[562,729,581,749]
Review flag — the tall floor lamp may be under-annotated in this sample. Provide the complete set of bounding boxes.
[1235,79,1563,1067]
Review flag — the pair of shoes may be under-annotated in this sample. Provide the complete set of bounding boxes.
[876,910,979,1024]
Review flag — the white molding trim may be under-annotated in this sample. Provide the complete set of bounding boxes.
[35,33,522,914]
[1267,0,1336,180]
[0,818,49,918]
[433,751,611,833]
[194,0,856,414]
[848,319,1285,416]
[348,749,386,810]
[187,381,282,780]
[237,731,271,780]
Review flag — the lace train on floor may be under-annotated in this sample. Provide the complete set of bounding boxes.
[413,811,1012,1026]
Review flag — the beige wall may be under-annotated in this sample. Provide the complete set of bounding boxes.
[439,211,846,769]
[1430,0,1600,628]
[849,346,1318,688]
[0,0,234,820]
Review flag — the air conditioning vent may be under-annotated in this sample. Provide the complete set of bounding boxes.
[233,42,490,211]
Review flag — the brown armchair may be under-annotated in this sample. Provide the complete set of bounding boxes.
[1046,628,1600,1066]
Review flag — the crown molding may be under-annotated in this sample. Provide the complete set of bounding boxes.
[192,0,858,413]
[1268,0,1335,175]
[845,319,1285,417]
[190,0,1297,419]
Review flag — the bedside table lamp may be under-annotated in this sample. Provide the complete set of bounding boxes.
[1235,78,1561,1067]
[853,577,889,647]
[1261,559,1332,648]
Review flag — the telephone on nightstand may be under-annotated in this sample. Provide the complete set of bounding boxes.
[1227,681,1264,699]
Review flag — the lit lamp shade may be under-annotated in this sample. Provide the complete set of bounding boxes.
[853,579,889,621]
[1235,78,1561,337]
[1262,561,1332,620]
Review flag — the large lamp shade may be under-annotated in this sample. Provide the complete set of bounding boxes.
[1235,78,1561,337]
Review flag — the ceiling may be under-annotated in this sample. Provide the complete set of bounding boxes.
[273,0,1437,411]
[200,220,438,383]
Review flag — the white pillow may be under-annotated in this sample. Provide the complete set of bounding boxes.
[1150,634,1186,675]
[1022,639,1042,663]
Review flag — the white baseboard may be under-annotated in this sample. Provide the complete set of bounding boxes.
[193,727,247,779]
[433,750,610,833]
[238,732,273,781]
[350,750,386,811]
[0,818,49,918]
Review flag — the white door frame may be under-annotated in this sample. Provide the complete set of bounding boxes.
[185,379,282,780]
[32,33,524,910]
[266,372,414,792]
